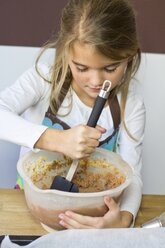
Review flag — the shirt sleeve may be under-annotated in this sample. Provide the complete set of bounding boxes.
[116,92,146,225]
[0,64,50,149]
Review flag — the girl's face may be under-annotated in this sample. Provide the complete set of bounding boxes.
[68,41,128,107]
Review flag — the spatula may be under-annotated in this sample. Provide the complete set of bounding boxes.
[50,80,112,192]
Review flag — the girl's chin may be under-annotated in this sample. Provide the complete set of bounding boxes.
[89,92,100,99]
[86,91,98,99]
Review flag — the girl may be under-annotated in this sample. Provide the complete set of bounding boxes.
[0,0,145,228]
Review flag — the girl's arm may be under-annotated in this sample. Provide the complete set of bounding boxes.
[0,65,50,149]
[0,64,104,159]
[116,92,146,226]
[34,124,105,159]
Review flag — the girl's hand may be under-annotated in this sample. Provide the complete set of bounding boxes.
[60,125,106,159]
[58,196,133,229]
[35,125,106,159]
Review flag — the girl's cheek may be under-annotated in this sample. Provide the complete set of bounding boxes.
[74,73,88,83]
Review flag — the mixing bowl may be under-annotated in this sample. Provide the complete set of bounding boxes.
[17,147,133,231]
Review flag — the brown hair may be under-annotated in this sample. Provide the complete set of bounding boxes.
[36,0,141,139]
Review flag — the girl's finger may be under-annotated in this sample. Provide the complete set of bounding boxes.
[59,211,100,227]
[96,125,106,133]
[104,196,119,211]
[59,213,92,229]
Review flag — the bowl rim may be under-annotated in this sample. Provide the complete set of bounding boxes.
[17,148,134,198]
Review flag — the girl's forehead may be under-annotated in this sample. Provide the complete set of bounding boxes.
[69,41,117,65]
[68,41,129,68]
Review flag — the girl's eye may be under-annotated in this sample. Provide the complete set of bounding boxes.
[104,67,117,73]
[77,67,88,72]
[76,66,118,73]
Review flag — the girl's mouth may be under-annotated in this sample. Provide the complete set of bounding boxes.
[89,86,102,92]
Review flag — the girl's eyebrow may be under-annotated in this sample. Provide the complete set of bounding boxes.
[72,60,121,68]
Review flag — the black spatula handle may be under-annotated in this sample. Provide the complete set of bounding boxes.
[87,80,111,127]
[87,96,107,127]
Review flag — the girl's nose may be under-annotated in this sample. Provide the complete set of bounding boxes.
[90,70,103,86]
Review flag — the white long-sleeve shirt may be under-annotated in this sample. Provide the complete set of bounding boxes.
[0,64,146,222]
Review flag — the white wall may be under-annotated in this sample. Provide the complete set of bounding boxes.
[0,45,165,194]
[137,53,165,194]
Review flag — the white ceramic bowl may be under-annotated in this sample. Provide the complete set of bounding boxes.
[17,148,133,231]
